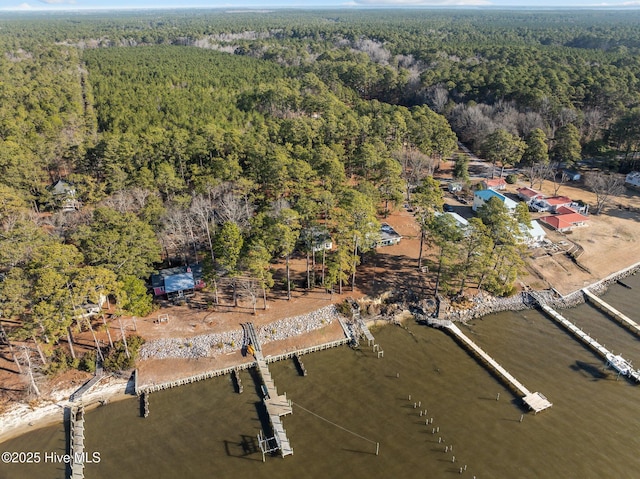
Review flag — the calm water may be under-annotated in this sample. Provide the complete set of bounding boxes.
[3,276,640,479]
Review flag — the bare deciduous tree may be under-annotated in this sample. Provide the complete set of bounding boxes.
[585,172,625,214]
[427,85,449,113]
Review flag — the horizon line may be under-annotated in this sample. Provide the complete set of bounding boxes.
[3,5,640,13]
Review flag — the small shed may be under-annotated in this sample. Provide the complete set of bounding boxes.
[562,169,581,181]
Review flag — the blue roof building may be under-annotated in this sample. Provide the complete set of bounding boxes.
[472,189,518,212]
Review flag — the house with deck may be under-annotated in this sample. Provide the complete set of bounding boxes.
[375,223,402,247]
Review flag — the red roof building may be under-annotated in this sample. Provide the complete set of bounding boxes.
[543,196,573,210]
[516,187,544,203]
[539,212,589,232]
[481,178,507,190]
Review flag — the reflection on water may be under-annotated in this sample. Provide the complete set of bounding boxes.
[3,276,640,479]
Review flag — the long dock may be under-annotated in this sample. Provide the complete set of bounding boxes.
[583,289,640,337]
[69,405,85,479]
[536,300,640,383]
[427,318,552,413]
[254,350,294,457]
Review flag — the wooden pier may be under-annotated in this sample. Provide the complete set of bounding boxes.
[137,338,351,395]
[69,405,85,479]
[254,348,294,457]
[427,318,552,413]
[136,320,355,457]
[537,301,640,383]
[358,319,375,346]
[70,363,104,402]
[583,289,640,337]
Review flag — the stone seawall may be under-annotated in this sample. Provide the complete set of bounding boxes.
[408,262,640,324]
[139,304,340,361]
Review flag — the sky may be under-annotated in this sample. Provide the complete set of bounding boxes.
[2,0,640,11]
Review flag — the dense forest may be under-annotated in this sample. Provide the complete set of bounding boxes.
[1,9,640,374]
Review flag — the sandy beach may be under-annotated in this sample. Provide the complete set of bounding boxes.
[0,375,130,444]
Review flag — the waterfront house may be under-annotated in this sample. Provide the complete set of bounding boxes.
[151,264,205,298]
[520,220,547,246]
[472,189,518,212]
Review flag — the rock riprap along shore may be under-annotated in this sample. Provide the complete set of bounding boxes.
[139,305,341,360]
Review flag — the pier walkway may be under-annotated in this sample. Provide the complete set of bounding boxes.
[246,322,293,458]
[69,405,85,479]
[535,299,640,383]
[357,319,375,346]
[427,318,552,413]
[254,350,293,457]
[70,363,104,402]
[583,289,640,337]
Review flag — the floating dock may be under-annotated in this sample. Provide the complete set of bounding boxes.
[583,289,640,338]
[69,405,85,479]
[535,299,640,383]
[428,318,552,413]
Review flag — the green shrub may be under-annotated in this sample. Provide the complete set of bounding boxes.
[103,335,145,372]
[79,351,97,373]
[506,174,518,184]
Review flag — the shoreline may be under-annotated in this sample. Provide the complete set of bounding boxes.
[2,262,639,445]
[0,375,130,444]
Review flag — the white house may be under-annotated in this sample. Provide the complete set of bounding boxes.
[520,220,546,246]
